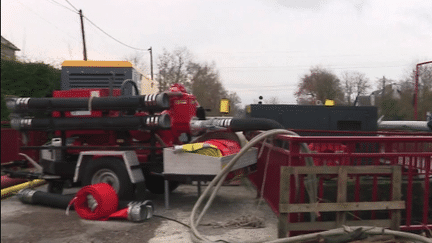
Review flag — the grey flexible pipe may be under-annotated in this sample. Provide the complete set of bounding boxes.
[265,226,432,243]
[195,131,316,225]
[189,129,431,243]
[190,129,317,242]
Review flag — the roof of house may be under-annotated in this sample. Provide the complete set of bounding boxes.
[1,36,20,51]
[370,83,400,97]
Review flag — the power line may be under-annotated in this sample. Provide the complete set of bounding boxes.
[47,1,146,55]
[230,87,297,92]
[219,64,408,71]
[47,0,77,13]
[16,0,109,61]
[82,15,146,51]
[16,0,80,43]
[64,0,79,12]
[220,64,408,69]
[60,0,147,52]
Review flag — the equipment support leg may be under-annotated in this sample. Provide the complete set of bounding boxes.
[197,181,201,197]
[164,179,169,209]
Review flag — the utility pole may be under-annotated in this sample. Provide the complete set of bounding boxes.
[148,47,153,80]
[79,10,87,61]
[414,61,432,120]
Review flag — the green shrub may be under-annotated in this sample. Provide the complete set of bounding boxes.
[1,59,61,120]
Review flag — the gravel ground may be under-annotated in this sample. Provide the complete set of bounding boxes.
[1,180,279,243]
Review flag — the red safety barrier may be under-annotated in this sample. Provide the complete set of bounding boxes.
[249,133,432,232]
[308,143,348,166]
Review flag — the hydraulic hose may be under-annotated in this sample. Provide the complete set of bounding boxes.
[190,117,284,136]
[190,129,317,242]
[16,188,154,222]
[120,79,141,96]
[11,114,171,131]
[17,188,139,210]
[1,179,46,200]
[229,118,284,131]
[6,93,169,113]
[18,188,75,208]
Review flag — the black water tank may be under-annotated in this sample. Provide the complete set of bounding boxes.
[246,104,377,136]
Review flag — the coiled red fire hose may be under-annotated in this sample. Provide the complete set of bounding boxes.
[71,183,119,221]
[67,183,154,222]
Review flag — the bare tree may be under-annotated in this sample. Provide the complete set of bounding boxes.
[295,66,343,105]
[227,91,243,117]
[189,61,228,116]
[341,71,371,105]
[124,52,149,74]
[264,96,280,104]
[155,47,242,116]
[156,47,192,92]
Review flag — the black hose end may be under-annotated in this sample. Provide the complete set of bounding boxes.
[10,118,29,130]
[6,98,17,111]
[230,118,284,132]
[16,188,36,204]
[196,107,206,120]
[158,114,171,129]
[156,93,170,110]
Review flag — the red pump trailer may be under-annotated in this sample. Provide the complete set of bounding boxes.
[3,61,281,199]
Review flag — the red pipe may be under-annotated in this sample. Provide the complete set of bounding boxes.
[422,157,431,225]
[1,175,28,189]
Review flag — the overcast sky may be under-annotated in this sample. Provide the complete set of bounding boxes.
[2,0,431,105]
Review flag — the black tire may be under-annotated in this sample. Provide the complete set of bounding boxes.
[144,174,179,194]
[47,180,64,194]
[82,157,134,200]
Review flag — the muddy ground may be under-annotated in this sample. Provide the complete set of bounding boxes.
[1,180,279,243]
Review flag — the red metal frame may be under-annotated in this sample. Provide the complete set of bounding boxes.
[1,121,47,164]
[249,133,432,232]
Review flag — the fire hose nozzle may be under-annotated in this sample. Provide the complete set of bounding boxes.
[127,200,154,222]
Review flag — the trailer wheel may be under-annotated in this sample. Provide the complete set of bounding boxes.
[82,157,134,200]
[47,180,64,194]
[144,174,179,194]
